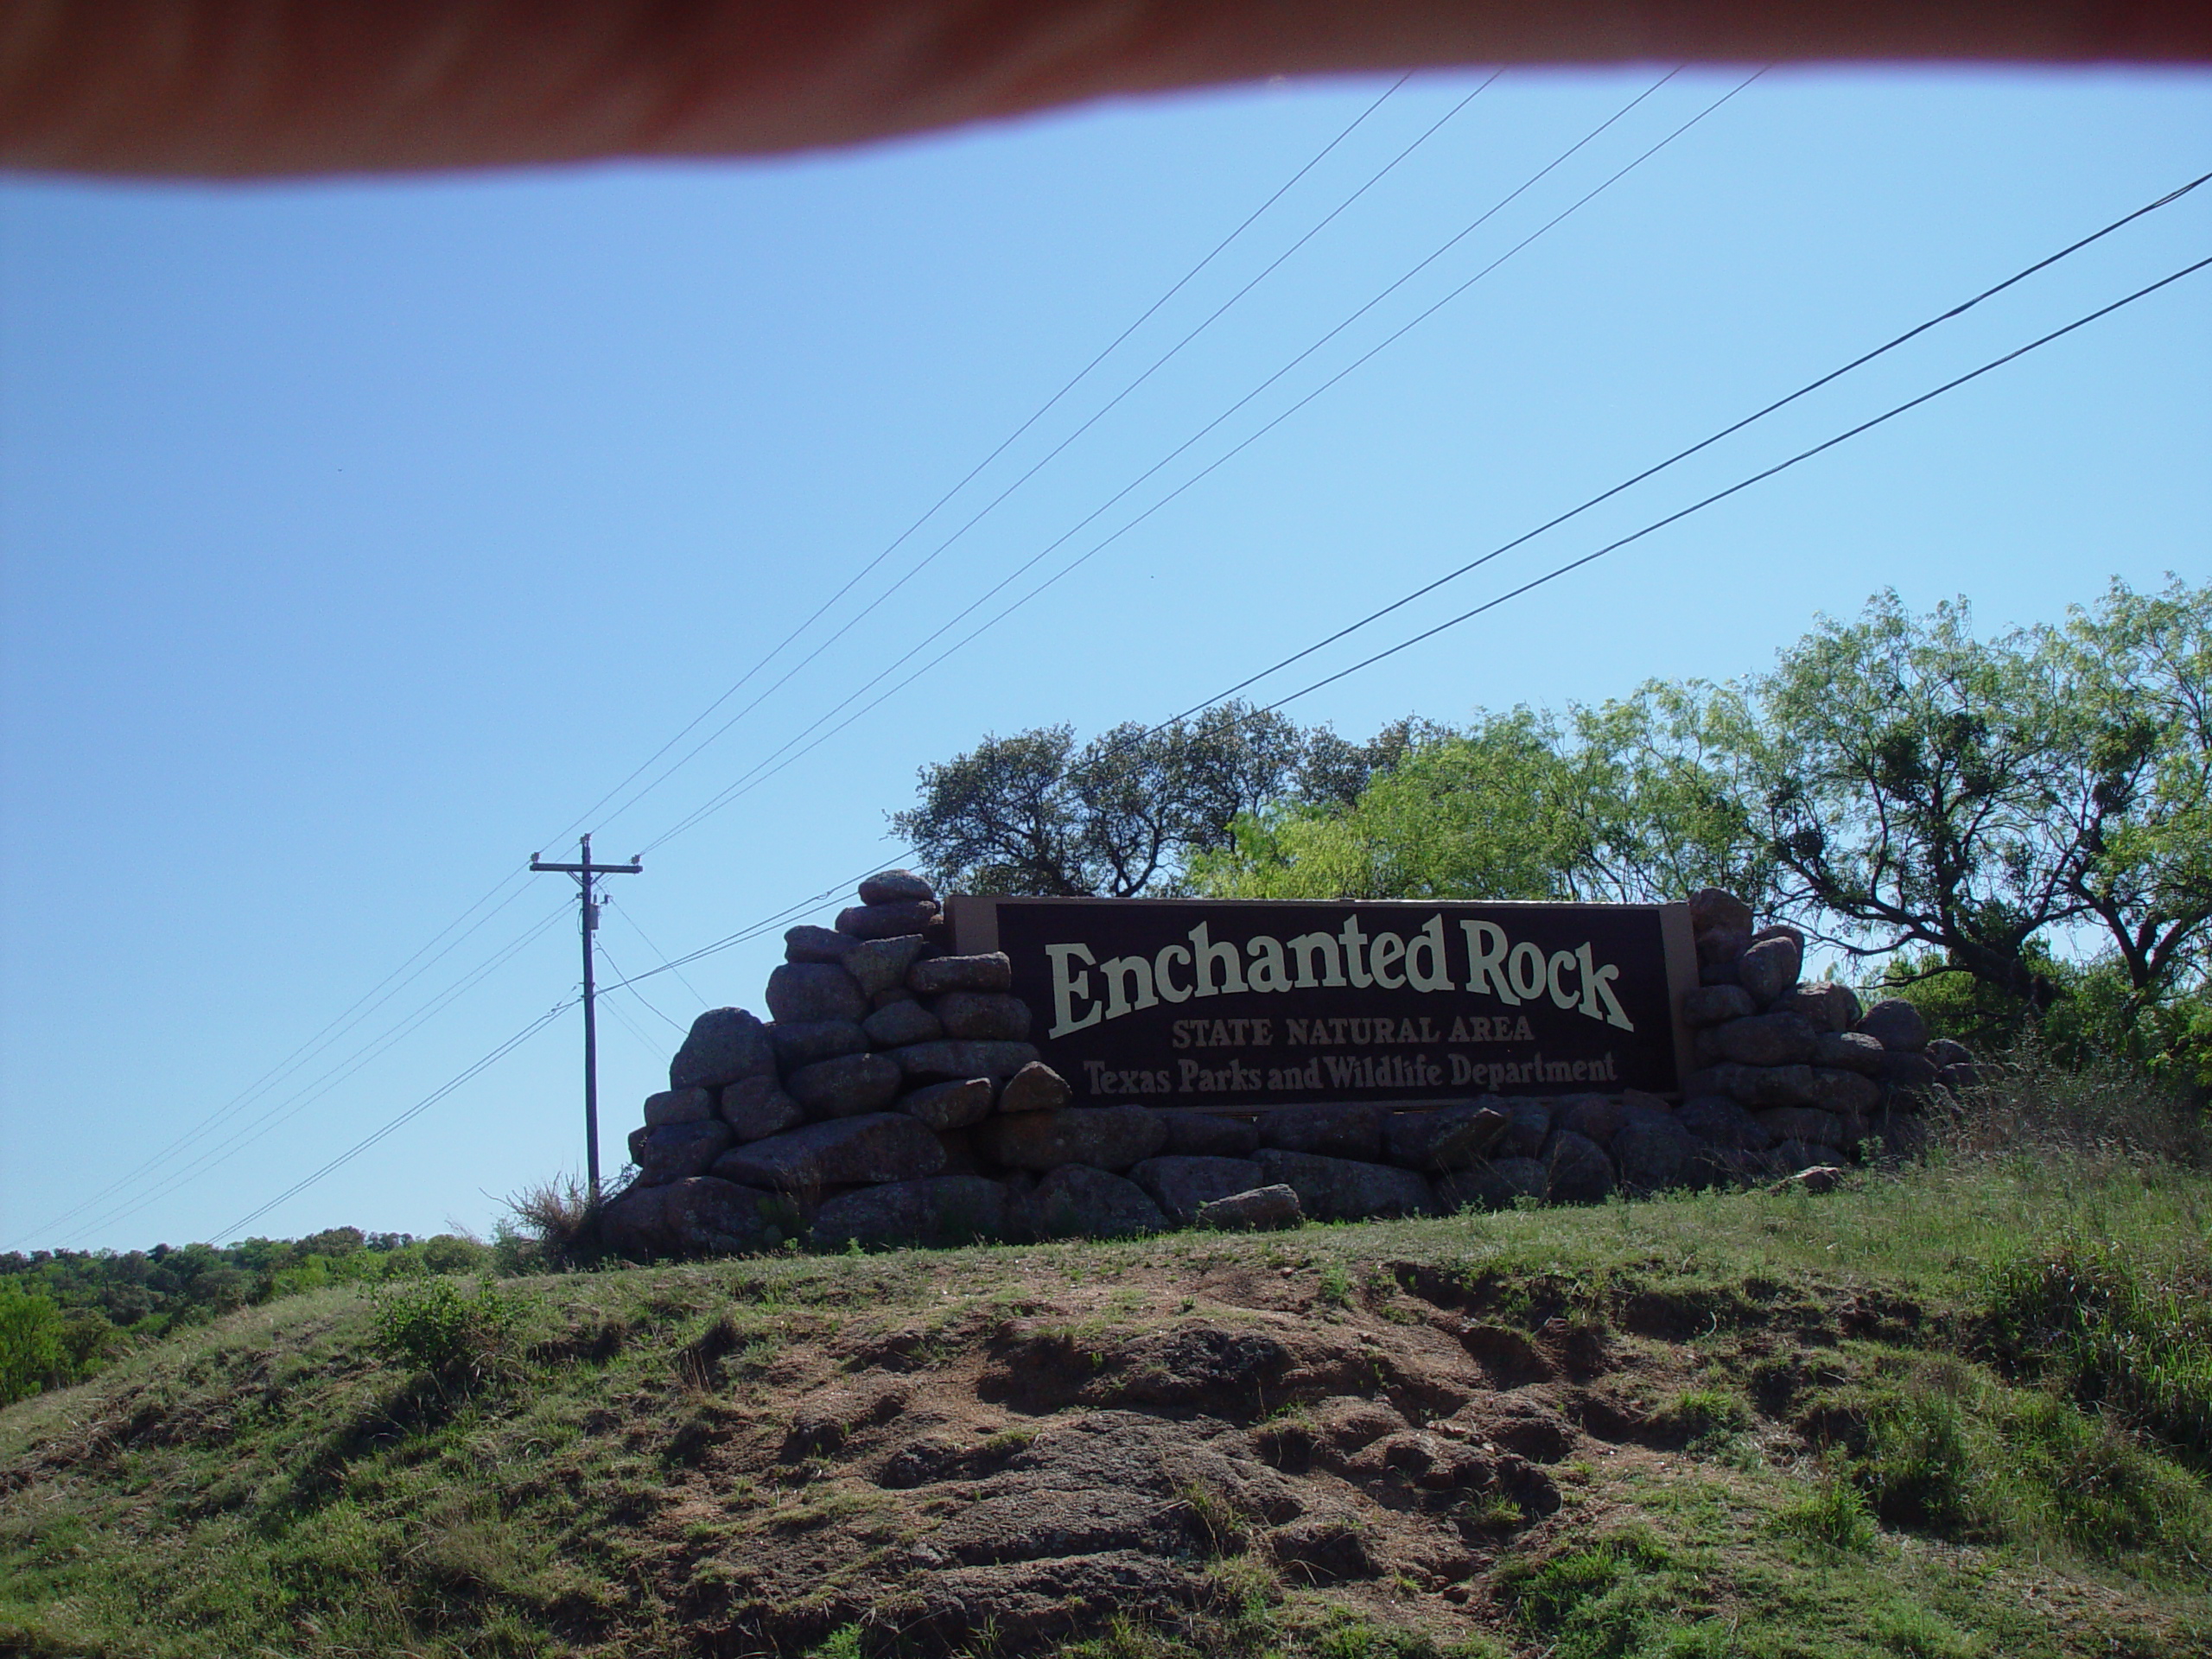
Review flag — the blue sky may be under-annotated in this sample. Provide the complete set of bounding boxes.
[3,66,2206,1252]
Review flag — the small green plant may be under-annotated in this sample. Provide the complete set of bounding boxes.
[804,1624,865,1659]
[1655,1386,1751,1446]
[1775,1471,1878,1552]
[1318,1262,1353,1307]
[370,1275,523,1383]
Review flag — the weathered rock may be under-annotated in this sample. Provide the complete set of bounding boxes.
[1707,1062,1821,1109]
[596,1180,671,1255]
[1866,1107,1930,1159]
[899,1077,996,1132]
[771,1019,868,1068]
[889,1039,1041,1083]
[669,1007,775,1090]
[1612,1116,1699,1194]
[1755,1106,1844,1147]
[1924,1037,1974,1070]
[1158,1109,1259,1157]
[836,899,943,940]
[712,1113,947,1191]
[1879,1050,1942,1093]
[1710,1011,1818,1066]
[1681,984,1757,1027]
[1499,1098,1554,1160]
[932,1126,982,1175]
[810,1175,1006,1249]
[1736,937,1804,1007]
[1936,1062,1980,1093]
[976,1105,1166,1172]
[1812,1030,1888,1076]
[909,952,1014,995]
[998,1061,1073,1116]
[1688,887,1755,939]
[1251,1150,1433,1221]
[873,986,918,1010]
[766,961,868,1026]
[1194,1185,1303,1231]
[843,933,931,996]
[1256,1104,1383,1160]
[1804,1067,1882,1119]
[1699,957,1743,986]
[785,1051,904,1118]
[784,925,857,964]
[1544,1129,1615,1203]
[1014,1165,1166,1239]
[642,1086,715,1128]
[1383,1102,1508,1171]
[632,1119,734,1186]
[933,990,1033,1042]
[718,1074,805,1141]
[1856,998,1929,1052]
[1436,1157,1549,1211]
[1554,1094,1625,1147]
[1129,1155,1266,1226]
[858,868,938,906]
[862,999,944,1048]
[664,1176,801,1254]
[1697,925,1753,968]
[1767,1139,1834,1173]
[1779,1165,1847,1195]
[1785,982,1861,1033]
[1678,1094,1773,1149]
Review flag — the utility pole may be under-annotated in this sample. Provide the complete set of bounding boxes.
[531,835,642,1197]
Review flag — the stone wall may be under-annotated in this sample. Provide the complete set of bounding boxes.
[599,873,1970,1255]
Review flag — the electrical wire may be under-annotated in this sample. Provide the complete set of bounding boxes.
[1255,253,2212,711]
[45,900,575,1246]
[633,68,1743,854]
[204,861,918,1238]
[581,74,1496,839]
[4,867,539,1249]
[1137,166,2212,726]
[537,75,1415,852]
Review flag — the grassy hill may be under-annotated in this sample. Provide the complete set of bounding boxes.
[3,1153,2208,1659]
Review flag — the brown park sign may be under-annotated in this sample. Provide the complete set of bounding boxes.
[948,896,1698,1109]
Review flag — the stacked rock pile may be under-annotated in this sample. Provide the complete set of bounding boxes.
[597,875,1971,1256]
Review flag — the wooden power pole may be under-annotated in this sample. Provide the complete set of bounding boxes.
[531,834,641,1195]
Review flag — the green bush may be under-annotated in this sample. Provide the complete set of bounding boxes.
[1774,1472,1877,1553]
[0,1288,68,1407]
[370,1276,523,1382]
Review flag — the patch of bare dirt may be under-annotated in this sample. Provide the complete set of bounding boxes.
[635,1262,1718,1656]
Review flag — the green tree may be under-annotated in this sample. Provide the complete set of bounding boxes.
[893,702,1356,896]
[0,1288,68,1406]
[1191,696,1775,907]
[1741,580,2210,1013]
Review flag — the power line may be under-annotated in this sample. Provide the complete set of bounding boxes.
[213,998,578,1243]
[580,74,1496,839]
[4,867,539,1248]
[538,76,1415,850]
[1146,166,2212,724]
[634,69,1743,853]
[42,900,575,1247]
[206,860,914,1238]
[1255,253,2212,710]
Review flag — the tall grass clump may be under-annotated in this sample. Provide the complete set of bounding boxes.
[1937,1041,2209,1169]
[497,1173,612,1271]
[1984,1236,2212,1472]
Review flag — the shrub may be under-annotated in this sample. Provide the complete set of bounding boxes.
[498,1174,608,1272]
[370,1276,524,1384]
[1775,1471,1877,1552]
[0,1288,68,1406]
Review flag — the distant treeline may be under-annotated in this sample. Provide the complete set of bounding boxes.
[1,1228,495,1406]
